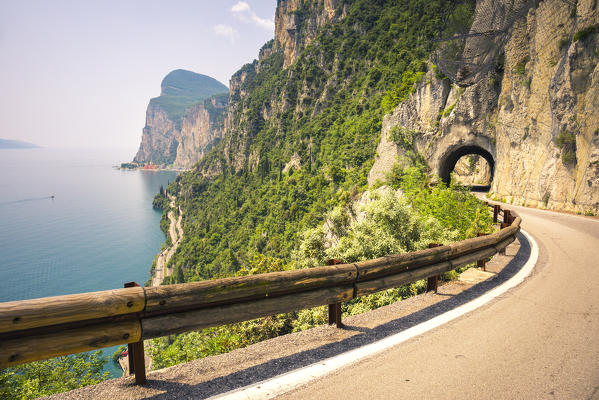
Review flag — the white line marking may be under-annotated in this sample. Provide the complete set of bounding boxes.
[210,230,539,400]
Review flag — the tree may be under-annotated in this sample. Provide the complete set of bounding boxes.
[0,351,109,399]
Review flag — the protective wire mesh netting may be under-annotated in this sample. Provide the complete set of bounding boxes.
[432,0,576,86]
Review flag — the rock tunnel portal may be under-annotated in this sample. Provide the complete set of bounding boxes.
[438,145,495,186]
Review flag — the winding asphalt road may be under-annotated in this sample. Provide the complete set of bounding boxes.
[277,204,599,399]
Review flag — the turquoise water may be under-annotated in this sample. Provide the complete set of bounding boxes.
[0,147,176,377]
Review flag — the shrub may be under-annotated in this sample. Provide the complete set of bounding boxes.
[542,191,550,206]
[555,130,577,166]
[389,125,419,150]
[573,25,597,41]
[514,56,529,76]
[558,35,570,50]
[0,352,109,399]
[561,150,576,165]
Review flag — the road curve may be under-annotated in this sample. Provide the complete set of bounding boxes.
[276,204,599,399]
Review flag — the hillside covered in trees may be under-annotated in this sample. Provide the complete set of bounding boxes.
[148,0,492,367]
[164,0,479,281]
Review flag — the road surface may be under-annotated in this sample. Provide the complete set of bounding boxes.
[151,197,184,287]
[277,204,599,399]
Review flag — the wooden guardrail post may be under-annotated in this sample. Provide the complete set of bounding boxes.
[476,233,488,271]
[327,260,344,328]
[504,209,512,225]
[426,244,442,292]
[124,282,146,385]
[499,220,509,255]
[493,204,500,223]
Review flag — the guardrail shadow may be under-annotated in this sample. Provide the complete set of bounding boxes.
[137,231,531,399]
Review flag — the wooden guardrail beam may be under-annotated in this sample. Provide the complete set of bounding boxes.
[0,287,145,334]
[144,264,357,314]
[354,245,451,281]
[1,320,141,366]
[141,286,354,339]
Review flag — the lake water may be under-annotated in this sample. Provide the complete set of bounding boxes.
[0,147,176,377]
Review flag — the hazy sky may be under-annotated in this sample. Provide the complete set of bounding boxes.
[0,0,276,155]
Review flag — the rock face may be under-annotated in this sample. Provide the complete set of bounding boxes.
[275,0,346,68]
[453,155,492,186]
[173,96,228,169]
[369,0,599,213]
[214,0,349,175]
[134,102,179,165]
[133,70,228,168]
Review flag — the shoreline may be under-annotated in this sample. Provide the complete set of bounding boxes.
[114,165,189,172]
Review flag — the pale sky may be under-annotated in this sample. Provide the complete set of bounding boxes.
[0,0,276,155]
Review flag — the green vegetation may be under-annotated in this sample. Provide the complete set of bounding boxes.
[164,0,472,281]
[152,185,169,210]
[555,130,577,166]
[293,189,460,267]
[146,0,486,372]
[0,352,109,399]
[514,56,529,76]
[440,103,456,118]
[573,24,598,41]
[558,34,570,51]
[120,162,138,169]
[150,158,491,368]
[389,125,419,150]
[150,69,228,125]
[387,161,493,239]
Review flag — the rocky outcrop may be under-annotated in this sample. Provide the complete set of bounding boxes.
[134,96,227,168]
[133,70,228,168]
[173,96,227,169]
[275,0,347,68]
[134,102,179,165]
[216,0,350,175]
[369,0,599,214]
[453,155,492,185]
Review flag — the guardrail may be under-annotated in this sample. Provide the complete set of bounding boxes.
[0,203,520,385]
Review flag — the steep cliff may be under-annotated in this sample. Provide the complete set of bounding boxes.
[133,70,228,168]
[275,0,347,68]
[369,0,599,213]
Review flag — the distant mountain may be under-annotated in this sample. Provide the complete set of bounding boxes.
[133,70,229,167]
[0,139,39,149]
[149,69,228,125]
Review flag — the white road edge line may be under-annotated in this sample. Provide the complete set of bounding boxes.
[210,229,539,400]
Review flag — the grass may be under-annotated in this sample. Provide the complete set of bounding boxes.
[573,25,597,42]
[514,56,529,76]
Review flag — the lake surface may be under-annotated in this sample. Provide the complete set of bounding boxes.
[0,147,177,376]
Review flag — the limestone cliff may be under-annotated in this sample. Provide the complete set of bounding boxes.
[214,0,348,175]
[369,0,599,214]
[275,0,347,68]
[173,95,227,169]
[134,102,179,165]
[133,70,228,168]
[453,155,492,185]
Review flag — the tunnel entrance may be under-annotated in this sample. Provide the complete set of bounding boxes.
[438,145,495,187]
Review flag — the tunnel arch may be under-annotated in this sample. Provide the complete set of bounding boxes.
[438,145,495,186]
